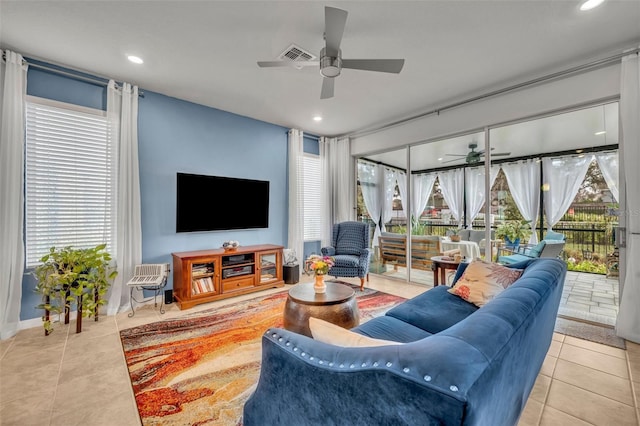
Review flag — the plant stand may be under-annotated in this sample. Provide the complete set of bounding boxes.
[44,287,99,336]
[127,277,168,317]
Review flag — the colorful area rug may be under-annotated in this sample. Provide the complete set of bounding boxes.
[119,283,406,426]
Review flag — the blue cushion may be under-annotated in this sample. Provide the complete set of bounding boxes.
[332,254,359,268]
[335,223,366,256]
[352,316,432,343]
[527,241,547,258]
[386,286,478,334]
[544,230,565,241]
[498,253,531,265]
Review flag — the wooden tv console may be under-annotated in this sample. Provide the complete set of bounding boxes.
[172,244,284,310]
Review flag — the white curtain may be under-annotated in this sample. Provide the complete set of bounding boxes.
[595,151,619,202]
[412,173,436,222]
[438,169,465,222]
[502,159,541,243]
[0,50,27,339]
[107,80,143,315]
[358,161,383,246]
[320,136,353,246]
[542,156,591,230]
[381,167,396,232]
[395,170,407,215]
[616,51,640,342]
[465,166,499,227]
[287,129,305,269]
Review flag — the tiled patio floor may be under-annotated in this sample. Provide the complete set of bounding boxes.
[559,271,619,326]
[377,266,619,326]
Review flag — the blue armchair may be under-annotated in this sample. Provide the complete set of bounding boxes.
[321,221,372,291]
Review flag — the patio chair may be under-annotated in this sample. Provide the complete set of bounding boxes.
[515,230,566,257]
[321,221,372,291]
[543,230,566,241]
[497,240,565,265]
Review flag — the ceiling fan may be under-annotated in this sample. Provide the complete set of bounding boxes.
[257,6,405,99]
[442,143,511,164]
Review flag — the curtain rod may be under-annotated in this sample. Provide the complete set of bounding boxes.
[358,157,406,173]
[349,46,640,139]
[410,144,619,174]
[1,50,145,97]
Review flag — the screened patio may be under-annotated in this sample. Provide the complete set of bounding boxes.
[357,102,620,326]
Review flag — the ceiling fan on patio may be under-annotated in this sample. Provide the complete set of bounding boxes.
[442,143,511,164]
[257,6,405,99]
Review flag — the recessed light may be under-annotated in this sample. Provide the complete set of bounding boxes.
[437,158,443,161]
[127,55,144,64]
[313,116,322,122]
[580,0,605,11]
[576,149,584,153]
[594,131,606,135]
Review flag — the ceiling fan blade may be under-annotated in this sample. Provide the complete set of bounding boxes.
[257,60,318,68]
[441,158,464,164]
[321,77,335,99]
[342,59,405,74]
[445,154,467,157]
[325,6,348,57]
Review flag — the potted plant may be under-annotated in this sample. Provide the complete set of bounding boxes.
[34,244,117,334]
[495,220,532,249]
[448,228,462,242]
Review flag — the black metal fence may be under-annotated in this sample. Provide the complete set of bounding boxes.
[362,203,617,266]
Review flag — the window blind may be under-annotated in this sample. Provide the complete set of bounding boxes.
[25,99,116,266]
[303,154,321,241]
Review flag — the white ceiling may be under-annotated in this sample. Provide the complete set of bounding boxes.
[364,102,619,171]
[1,1,639,137]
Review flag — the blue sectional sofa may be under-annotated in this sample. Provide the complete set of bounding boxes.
[244,258,566,426]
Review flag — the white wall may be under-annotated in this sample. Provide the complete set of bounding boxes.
[351,63,621,156]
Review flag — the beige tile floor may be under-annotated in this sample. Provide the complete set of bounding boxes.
[0,275,638,426]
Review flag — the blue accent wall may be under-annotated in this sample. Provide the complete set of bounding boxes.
[26,65,106,110]
[20,65,288,320]
[137,91,288,280]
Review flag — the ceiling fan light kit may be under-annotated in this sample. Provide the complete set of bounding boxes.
[257,6,405,99]
[319,47,342,78]
[443,142,511,164]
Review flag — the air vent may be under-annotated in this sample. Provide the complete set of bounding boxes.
[278,44,316,68]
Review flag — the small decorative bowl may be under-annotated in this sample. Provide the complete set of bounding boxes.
[222,240,240,252]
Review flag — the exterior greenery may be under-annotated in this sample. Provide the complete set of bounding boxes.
[34,244,117,333]
[495,220,532,242]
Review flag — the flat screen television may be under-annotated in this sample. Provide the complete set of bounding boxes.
[176,173,269,232]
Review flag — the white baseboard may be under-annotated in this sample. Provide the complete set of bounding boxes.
[19,317,47,330]
[19,310,80,331]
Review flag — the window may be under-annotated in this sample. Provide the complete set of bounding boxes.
[303,154,321,240]
[25,97,116,266]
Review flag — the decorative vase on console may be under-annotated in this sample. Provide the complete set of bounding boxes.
[306,254,335,294]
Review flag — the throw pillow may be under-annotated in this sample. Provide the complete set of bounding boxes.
[448,260,523,307]
[309,317,403,347]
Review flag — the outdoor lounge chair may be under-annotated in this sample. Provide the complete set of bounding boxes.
[498,240,565,265]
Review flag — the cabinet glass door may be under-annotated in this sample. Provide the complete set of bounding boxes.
[191,261,217,296]
[259,252,278,284]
